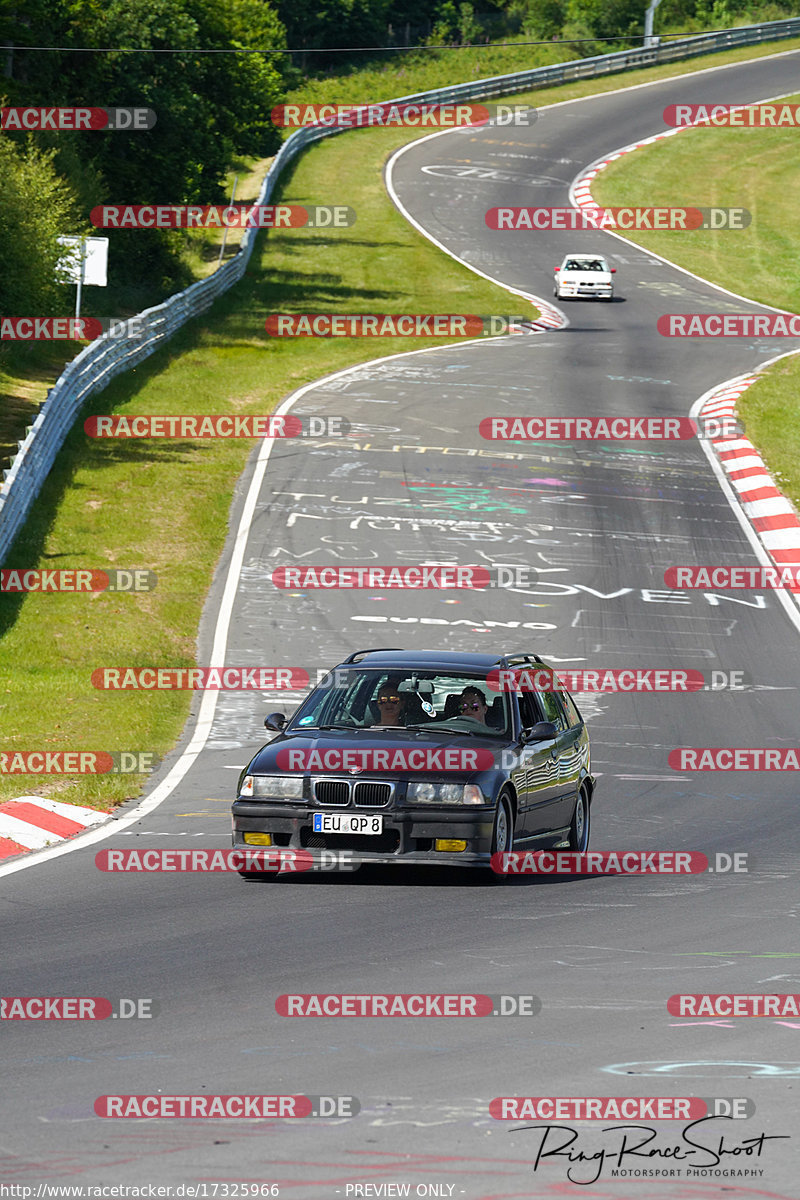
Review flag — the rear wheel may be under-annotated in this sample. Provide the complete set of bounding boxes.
[567,788,590,851]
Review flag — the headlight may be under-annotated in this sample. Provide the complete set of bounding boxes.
[239,774,305,800]
[406,782,486,805]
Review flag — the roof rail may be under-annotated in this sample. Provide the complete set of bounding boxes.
[341,648,406,664]
[495,653,544,668]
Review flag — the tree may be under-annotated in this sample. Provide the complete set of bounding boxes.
[0,137,81,314]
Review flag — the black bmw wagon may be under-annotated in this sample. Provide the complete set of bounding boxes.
[232,648,595,872]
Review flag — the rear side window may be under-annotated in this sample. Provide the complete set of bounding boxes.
[560,690,583,729]
[536,689,568,732]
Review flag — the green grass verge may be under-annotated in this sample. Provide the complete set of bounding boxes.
[592,94,800,518]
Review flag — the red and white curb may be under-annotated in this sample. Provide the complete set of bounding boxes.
[570,117,800,606]
[0,796,110,861]
[696,373,800,573]
[571,129,681,212]
[512,302,564,334]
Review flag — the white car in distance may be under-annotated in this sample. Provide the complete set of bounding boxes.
[554,253,616,301]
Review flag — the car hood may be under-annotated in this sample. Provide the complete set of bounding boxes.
[246,726,506,776]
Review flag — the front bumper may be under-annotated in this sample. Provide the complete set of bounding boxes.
[559,284,613,298]
[232,800,496,868]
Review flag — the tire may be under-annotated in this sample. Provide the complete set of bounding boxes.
[492,792,514,854]
[567,788,590,851]
[487,791,515,883]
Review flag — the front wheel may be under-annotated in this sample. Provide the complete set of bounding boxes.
[492,792,514,855]
[567,788,590,851]
[487,792,515,884]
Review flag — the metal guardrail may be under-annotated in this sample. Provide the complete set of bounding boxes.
[2,16,799,563]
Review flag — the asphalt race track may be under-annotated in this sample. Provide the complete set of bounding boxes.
[4,49,800,1198]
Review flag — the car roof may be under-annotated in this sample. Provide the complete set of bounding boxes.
[336,649,547,671]
[562,253,608,261]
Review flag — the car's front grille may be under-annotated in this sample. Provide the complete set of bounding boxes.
[354,782,392,808]
[314,780,350,806]
[312,778,394,808]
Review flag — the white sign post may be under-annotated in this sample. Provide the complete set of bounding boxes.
[56,236,109,320]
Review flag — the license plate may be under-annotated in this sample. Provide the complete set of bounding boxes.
[312,813,383,835]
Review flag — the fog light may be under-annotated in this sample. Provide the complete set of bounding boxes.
[244,832,273,846]
[435,839,467,852]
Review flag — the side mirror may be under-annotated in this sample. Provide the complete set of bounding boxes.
[264,712,287,732]
[522,721,557,742]
[554,266,560,271]
[610,267,617,273]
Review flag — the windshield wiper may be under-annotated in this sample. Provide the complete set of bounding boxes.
[403,723,480,737]
[294,722,355,731]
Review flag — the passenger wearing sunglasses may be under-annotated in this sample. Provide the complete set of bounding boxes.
[457,686,488,725]
[375,678,408,726]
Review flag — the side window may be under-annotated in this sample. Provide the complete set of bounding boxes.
[518,693,539,730]
[560,689,582,729]
[535,688,568,732]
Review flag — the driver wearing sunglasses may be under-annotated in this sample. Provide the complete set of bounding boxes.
[375,677,408,726]
[457,686,488,724]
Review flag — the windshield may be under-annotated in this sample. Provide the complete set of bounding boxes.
[289,669,511,738]
[565,258,606,271]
